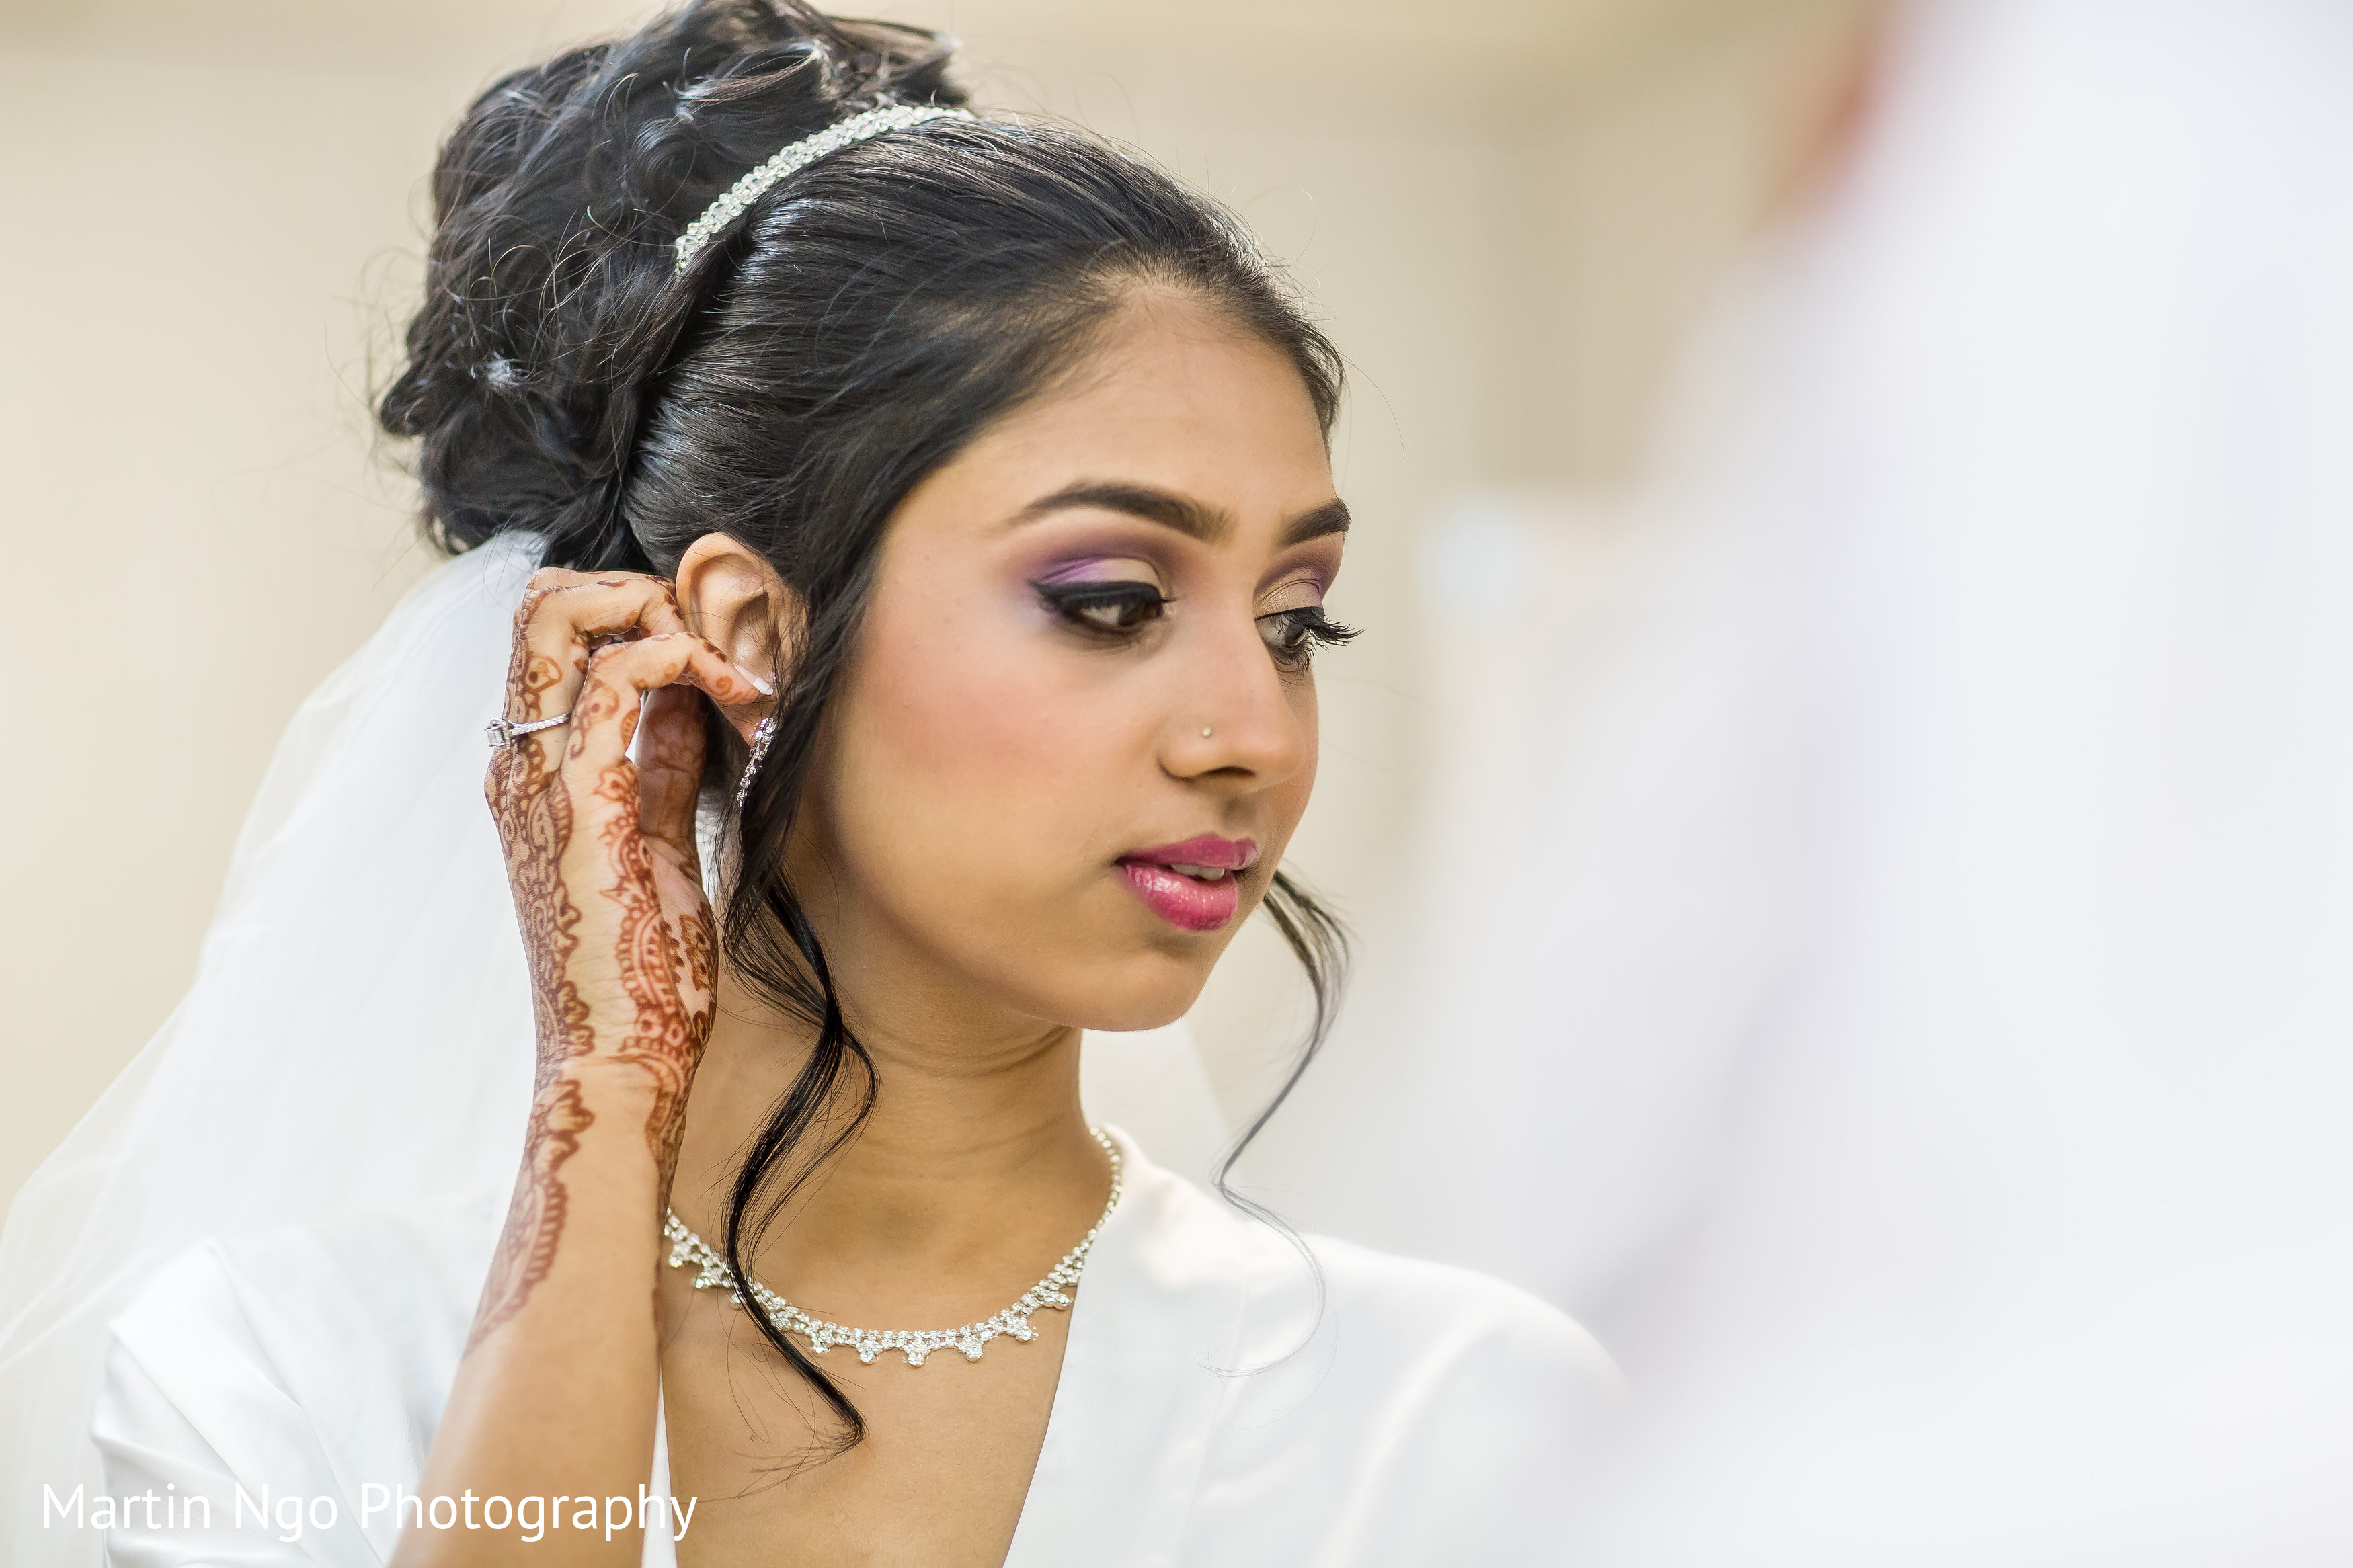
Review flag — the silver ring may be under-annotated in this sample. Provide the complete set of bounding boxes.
[485,712,571,749]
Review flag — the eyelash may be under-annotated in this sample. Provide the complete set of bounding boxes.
[1258,606,1360,671]
[1031,580,1358,670]
[1034,580,1172,636]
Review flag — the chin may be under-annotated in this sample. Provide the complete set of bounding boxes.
[1047,944,1218,1036]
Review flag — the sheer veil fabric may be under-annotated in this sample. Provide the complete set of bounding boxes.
[0,538,543,1566]
[0,536,1242,1564]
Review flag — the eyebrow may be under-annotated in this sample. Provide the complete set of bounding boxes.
[1278,497,1353,547]
[1014,481,1351,549]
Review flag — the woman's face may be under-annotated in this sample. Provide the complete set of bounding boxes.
[788,290,1347,1037]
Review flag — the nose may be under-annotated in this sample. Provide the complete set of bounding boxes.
[1159,609,1312,790]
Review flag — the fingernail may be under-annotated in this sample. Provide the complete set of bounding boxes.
[740,667,776,697]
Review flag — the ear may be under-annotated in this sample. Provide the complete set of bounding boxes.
[674,532,798,743]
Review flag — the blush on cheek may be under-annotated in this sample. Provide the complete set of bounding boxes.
[825,565,1135,911]
[860,609,1096,776]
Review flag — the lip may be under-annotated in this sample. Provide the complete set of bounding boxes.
[1122,835,1260,872]
[1116,835,1259,932]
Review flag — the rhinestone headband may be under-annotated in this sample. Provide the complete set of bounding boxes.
[672,101,975,273]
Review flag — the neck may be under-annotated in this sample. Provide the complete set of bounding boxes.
[671,962,1108,1313]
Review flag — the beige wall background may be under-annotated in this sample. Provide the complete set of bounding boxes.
[0,0,1873,1210]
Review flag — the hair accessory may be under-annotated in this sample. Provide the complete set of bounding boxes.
[663,1126,1123,1366]
[734,714,779,813]
[674,102,976,273]
[484,712,570,749]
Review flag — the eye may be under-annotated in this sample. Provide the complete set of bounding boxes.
[1257,606,1359,671]
[1034,579,1173,638]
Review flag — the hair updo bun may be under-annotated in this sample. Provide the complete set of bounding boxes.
[379,0,1348,1454]
[377,1,961,567]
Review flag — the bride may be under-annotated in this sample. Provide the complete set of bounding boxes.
[15,3,1616,1564]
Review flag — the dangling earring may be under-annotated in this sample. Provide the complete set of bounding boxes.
[734,716,778,815]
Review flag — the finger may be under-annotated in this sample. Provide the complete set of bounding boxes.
[559,634,768,789]
[504,572,690,746]
[635,684,708,875]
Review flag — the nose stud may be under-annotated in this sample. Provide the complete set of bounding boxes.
[1201,727,1213,738]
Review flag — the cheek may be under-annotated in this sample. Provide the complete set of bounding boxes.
[1265,684,1319,845]
[816,573,1135,909]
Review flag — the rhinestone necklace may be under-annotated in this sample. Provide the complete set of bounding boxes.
[662,1126,1123,1368]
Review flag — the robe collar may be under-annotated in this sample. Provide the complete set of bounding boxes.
[1005,1126,1322,1567]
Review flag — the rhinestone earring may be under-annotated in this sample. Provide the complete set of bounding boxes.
[734,716,778,815]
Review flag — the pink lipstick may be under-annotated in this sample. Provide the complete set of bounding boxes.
[1117,835,1259,932]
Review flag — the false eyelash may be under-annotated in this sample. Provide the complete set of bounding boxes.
[1259,606,1360,669]
[1033,579,1174,637]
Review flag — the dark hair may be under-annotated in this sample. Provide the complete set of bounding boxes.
[381,0,1347,1452]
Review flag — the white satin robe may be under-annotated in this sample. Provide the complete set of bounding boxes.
[89,1130,1618,1566]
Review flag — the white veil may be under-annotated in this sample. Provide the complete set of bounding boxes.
[0,535,543,1566]
[0,531,1230,1567]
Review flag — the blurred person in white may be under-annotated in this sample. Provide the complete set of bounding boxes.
[1555,0,2350,1559]
[1245,0,2353,1557]
[0,5,1620,1566]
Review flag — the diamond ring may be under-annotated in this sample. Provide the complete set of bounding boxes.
[484,712,571,749]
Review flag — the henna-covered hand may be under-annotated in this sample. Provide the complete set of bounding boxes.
[472,569,770,1346]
